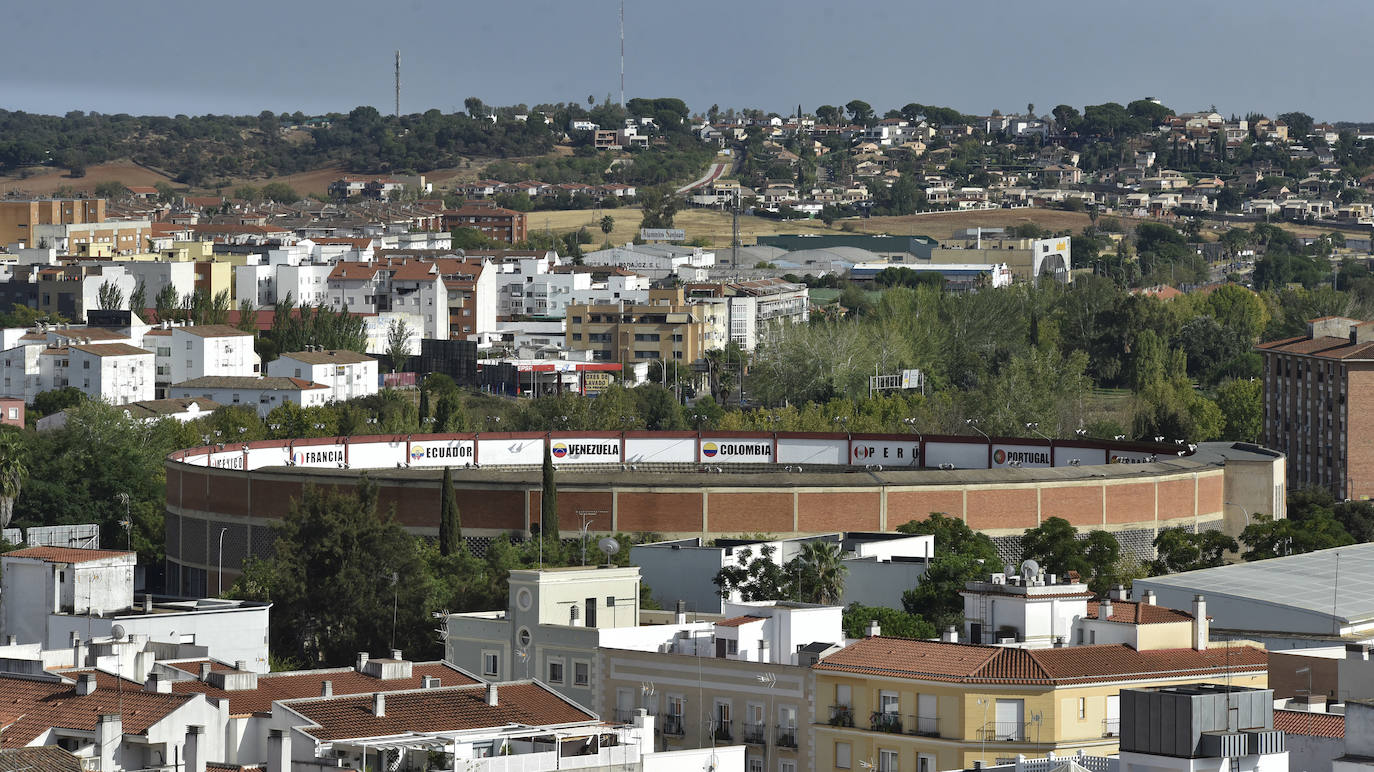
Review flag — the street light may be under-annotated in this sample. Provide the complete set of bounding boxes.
[964,418,989,441]
[1224,500,1251,526]
[1026,422,1053,459]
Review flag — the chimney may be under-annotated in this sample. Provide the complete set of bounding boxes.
[76,673,97,696]
[235,660,247,672]
[72,635,82,668]
[486,683,499,706]
[390,649,402,661]
[1099,598,1113,620]
[674,600,687,624]
[145,673,171,694]
[184,725,206,772]
[1112,585,1129,601]
[96,714,122,772]
[199,662,211,680]
[867,619,881,637]
[1192,595,1208,651]
[942,626,959,643]
[372,693,385,717]
[266,729,290,772]
[1143,590,1157,606]
[4,635,14,646]
[356,651,369,671]
[143,594,152,613]
[321,680,333,697]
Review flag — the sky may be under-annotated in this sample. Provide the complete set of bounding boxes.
[5,0,1373,122]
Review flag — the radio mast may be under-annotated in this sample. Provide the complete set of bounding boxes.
[619,1,625,109]
[394,50,401,118]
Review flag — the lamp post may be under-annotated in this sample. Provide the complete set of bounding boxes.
[1026,422,1053,461]
[1223,500,1251,526]
[965,418,990,467]
[902,418,923,467]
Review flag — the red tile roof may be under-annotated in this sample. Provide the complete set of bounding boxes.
[1274,709,1344,738]
[284,681,593,741]
[2,547,134,564]
[716,615,766,628]
[70,343,151,358]
[1084,600,1196,625]
[1255,335,1374,360]
[813,638,1267,685]
[0,672,195,748]
[170,661,476,716]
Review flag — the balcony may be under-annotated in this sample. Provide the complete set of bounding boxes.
[712,719,733,743]
[659,714,685,736]
[776,725,798,748]
[828,705,855,727]
[870,712,903,734]
[978,721,1034,743]
[742,722,767,745]
[1102,718,1120,738]
[614,708,637,724]
[908,714,940,738]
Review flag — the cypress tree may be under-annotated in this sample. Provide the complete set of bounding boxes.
[418,388,430,424]
[439,466,461,555]
[541,443,559,540]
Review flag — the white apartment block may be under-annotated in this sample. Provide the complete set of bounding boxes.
[142,325,259,395]
[121,261,198,306]
[65,343,155,404]
[268,349,378,402]
[169,376,330,417]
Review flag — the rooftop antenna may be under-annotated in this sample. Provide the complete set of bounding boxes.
[619,0,625,109]
[394,50,401,118]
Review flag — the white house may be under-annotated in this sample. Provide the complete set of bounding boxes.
[268,349,378,402]
[66,343,155,404]
[169,376,330,417]
[151,325,260,392]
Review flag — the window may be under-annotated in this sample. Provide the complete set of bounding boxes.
[572,333,582,341]
[573,660,590,687]
[186,340,193,350]
[748,759,764,772]
[572,316,582,324]
[880,749,899,772]
[6,409,15,420]
[482,651,499,677]
[880,691,899,715]
[548,658,564,684]
[835,684,851,707]
[1078,697,1086,719]
[918,754,935,772]
[82,360,89,369]
[780,762,796,772]
[835,742,852,770]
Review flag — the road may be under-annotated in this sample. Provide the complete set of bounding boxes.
[676,160,730,194]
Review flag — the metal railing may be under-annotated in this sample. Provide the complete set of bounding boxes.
[828,705,855,727]
[909,714,940,737]
[659,714,685,736]
[978,720,1033,742]
[870,711,903,734]
[614,708,637,723]
[776,724,798,748]
[742,722,767,744]
[1102,718,1120,738]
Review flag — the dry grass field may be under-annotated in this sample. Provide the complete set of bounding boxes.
[0,161,176,196]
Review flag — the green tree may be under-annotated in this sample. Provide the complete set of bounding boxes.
[897,513,999,628]
[1240,513,1353,561]
[0,433,28,529]
[261,181,298,203]
[637,185,679,230]
[32,387,86,418]
[1020,517,1089,577]
[600,215,615,234]
[97,281,124,311]
[714,544,791,601]
[842,604,935,640]
[234,479,437,665]
[154,284,178,323]
[845,100,876,127]
[438,466,461,556]
[1148,528,1236,574]
[385,317,414,373]
[94,181,128,199]
[129,282,147,317]
[1215,379,1261,442]
[540,443,559,539]
[236,300,258,333]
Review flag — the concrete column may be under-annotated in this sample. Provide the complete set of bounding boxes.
[184,725,206,772]
[267,729,290,772]
[96,714,122,772]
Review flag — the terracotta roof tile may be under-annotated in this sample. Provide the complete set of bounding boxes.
[0,745,83,772]
[1084,600,1196,624]
[1274,709,1344,738]
[170,662,476,716]
[3,547,134,564]
[716,616,766,628]
[175,325,254,339]
[0,672,195,748]
[284,681,592,741]
[1256,335,1374,360]
[814,637,1266,685]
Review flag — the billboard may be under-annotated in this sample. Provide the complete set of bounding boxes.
[288,443,348,467]
[699,437,774,463]
[849,440,920,466]
[477,437,544,466]
[990,444,1054,468]
[776,438,847,465]
[624,436,696,464]
[405,440,475,467]
[548,437,623,465]
[1108,450,1158,464]
[924,441,988,469]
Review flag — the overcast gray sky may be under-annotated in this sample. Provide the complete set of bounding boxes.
[5,0,1371,121]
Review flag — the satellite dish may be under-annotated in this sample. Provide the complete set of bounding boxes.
[110,624,126,641]
[1020,559,1040,581]
[598,537,620,558]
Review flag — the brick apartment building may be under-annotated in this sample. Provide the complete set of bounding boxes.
[0,198,104,246]
[564,286,718,366]
[1257,316,1374,499]
[441,202,527,243]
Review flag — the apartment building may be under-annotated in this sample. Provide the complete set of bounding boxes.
[169,376,330,417]
[67,343,155,404]
[149,325,259,397]
[813,635,1268,772]
[564,287,721,365]
[685,279,810,351]
[441,202,527,243]
[0,198,105,246]
[267,349,377,402]
[1256,316,1374,499]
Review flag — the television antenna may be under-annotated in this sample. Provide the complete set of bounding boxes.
[618,1,625,109]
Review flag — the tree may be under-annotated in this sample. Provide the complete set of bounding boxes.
[438,466,462,556]
[795,540,847,605]
[845,100,876,127]
[97,281,124,311]
[260,182,298,204]
[154,284,178,324]
[1148,528,1236,574]
[1240,513,1353,561]
[714,544,791,601]
[94,181,128,199]
[236,300,258,333]
[385,317,414,373]
[234,480,436,665]
[32,387,86,418]
[1215,379,1261,442]
[600,215,615,234]
[842,604,935,640]
[540,443,559,540]
[0,433,28,529]
[637,185,679,230]
[1278,112,1314,140]
[1020,517,1088,577]
[897,514,999,628]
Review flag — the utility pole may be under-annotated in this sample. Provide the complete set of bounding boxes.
[394,50,401,118]
[619,1,625,109]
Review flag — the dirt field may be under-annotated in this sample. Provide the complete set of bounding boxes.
[0,161,177,196]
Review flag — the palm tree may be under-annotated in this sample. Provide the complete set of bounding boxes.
[795,541,847,605]
[0,433,28,530]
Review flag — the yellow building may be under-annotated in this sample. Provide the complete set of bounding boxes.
[812,637,1267,772]
[564,287,722,366]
